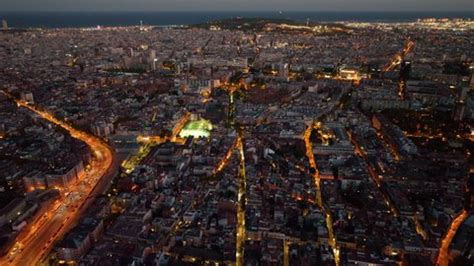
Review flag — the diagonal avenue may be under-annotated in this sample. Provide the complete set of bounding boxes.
[0,91,116,265]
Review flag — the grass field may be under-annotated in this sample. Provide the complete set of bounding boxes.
[179,119,213,138]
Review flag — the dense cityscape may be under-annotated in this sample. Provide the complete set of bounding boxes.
[0,14,473,266]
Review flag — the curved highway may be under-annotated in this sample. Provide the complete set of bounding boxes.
[0,92,115,265]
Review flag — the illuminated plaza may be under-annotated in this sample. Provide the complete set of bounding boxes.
[178,119,213,138]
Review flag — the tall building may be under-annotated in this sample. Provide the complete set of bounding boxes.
[1,19,7,30]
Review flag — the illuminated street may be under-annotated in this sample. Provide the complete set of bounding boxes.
[304,122,340,265]
[382,39,415,73]
[283,239,290,266]
[436,210,468,266]
[213,136,239,175]
[235,134,246,266]
[122,112,191,173]
[304,123,322,206]
[347,130,400,217]
[0,91,115,265]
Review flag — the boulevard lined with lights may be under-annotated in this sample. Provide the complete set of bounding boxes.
[0,91,115,265]
[304,122,340,266]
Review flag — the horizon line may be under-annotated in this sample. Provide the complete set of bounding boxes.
[1,10,474,13]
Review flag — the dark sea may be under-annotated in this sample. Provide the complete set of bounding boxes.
[0,11,473,28]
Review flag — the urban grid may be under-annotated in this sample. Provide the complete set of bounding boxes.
[0,13,473,266]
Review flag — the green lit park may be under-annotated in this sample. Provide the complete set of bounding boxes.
[179,119,213,138]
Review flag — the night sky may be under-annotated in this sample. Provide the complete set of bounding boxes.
[1,0,473,11]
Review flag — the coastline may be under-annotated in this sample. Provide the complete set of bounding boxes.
[0,11,473,29]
